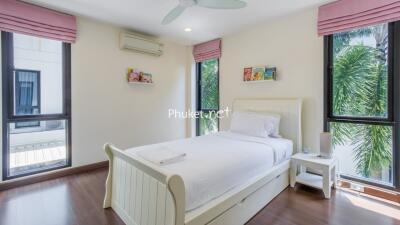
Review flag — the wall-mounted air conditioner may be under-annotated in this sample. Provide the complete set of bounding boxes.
[120,32,163,56]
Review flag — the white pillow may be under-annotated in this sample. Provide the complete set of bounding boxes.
[230,111,279,138]
[255,112,281,137]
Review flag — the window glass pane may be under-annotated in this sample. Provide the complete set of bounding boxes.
[198,112,218,136]
[13,33,63,115]
[200,59,219,110]
[332,23,388,118]
[14,70,40,116]
[331,122,393,185]
[8,120,68,177]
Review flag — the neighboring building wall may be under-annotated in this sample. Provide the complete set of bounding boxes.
[13,33,63,115]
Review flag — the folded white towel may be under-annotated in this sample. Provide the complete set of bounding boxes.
[136,146,186,166]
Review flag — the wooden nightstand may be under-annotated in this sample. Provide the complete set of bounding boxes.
[290,153,338,198]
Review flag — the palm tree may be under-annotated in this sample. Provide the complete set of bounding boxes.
[333,28,372,57]
[332,24,392,180]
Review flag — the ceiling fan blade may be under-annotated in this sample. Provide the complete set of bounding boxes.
[162,5,186,25]
[197,0,247,9]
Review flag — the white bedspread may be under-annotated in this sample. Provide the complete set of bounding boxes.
[125,131,292,211]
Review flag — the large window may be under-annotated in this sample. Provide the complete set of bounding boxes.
[2,32,71,180]
[324,22,400,189]
[196,59,219,136]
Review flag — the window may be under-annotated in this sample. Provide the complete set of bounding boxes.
[196,59,219,136]
[324,22,400,189]
[2,32,71,180]
[15,70,40,128]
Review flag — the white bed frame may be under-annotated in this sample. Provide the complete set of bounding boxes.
[103,98,302,225]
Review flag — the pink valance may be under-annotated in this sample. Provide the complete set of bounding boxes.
[193,39,221,62]
[318,0,400,36]
[0,0,76,43]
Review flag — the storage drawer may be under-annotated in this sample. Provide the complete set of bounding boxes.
[207,170,289,225]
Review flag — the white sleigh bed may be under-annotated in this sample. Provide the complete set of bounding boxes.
[103,98,302,225]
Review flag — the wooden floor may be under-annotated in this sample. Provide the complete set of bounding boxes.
[0,168,399,225]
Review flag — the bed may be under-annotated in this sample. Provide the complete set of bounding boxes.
[103,98,302,225]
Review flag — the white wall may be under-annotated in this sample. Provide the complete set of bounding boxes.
[71,18,188,167]
[0,17,189,180]
[219,8,324,152]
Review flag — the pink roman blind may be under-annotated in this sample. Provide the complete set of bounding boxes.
[0,0,77,43]
[318,0,400,36]
[193,39,221,62]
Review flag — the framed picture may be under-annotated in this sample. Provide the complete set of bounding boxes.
[141,73,153,83]
[252,67,265,81]
[265,67,277,80]
[127,68,141,82]
[243,66,277,82]
[127,68,153,84]
[244,67,252,81]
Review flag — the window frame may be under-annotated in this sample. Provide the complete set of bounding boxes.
[1,31,72,180]
[323,22,400,190]
[196,59,220,136]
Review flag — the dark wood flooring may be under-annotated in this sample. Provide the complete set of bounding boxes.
[0,168,399,225]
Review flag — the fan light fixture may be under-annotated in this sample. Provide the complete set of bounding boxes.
[162,0,247,25]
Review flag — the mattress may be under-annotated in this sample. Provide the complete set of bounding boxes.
[125,131,293,211]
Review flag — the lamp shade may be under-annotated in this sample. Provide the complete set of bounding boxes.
[320,132,332,158]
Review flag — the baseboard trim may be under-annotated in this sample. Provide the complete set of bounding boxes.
[338,179,400,203]
[0,161,109,191]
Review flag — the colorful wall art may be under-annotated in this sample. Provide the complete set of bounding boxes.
[127,68,153,84]
[243,66,276,82]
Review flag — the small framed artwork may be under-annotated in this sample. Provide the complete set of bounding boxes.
[244,67,252,81]
[141,73,153,83]
[243,66,277,82]
[265,67,277,81]
[127,68,141,82]
[127,68,153,84]
[252,67,265,81]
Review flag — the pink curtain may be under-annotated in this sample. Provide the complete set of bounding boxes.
[0,0,76,43]
[193,39,221,62]
[318,0,400,36]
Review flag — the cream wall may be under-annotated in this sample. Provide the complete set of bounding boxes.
[71,17,188,167]
[0,17,189,180]
[219,8,324,152]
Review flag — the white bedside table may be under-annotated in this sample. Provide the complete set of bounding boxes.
[290,153,338,199]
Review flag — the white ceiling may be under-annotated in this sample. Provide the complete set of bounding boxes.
[26,0,333,45]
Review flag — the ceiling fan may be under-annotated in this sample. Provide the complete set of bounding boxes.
[162,0,247,25]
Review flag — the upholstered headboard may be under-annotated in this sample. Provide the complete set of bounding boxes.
[232,98,303,153]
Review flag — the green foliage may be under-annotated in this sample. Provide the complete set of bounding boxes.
[333,28,372,57]
[332,24,392,180]
[352,124,392,178]
[199,59,219,135]
[201,59,219,110]
[199,113,218,136]
[333,45,380,117]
